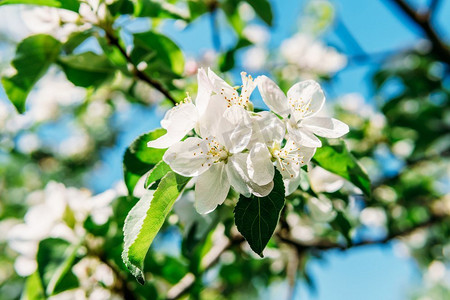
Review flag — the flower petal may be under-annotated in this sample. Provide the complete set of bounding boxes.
[163,137,211,177]
[257,75,290,117]
[302,117,349,138]
[195,163,230,214]
[287,80,325,122]
[195,68,213,116]
[226,153,252,197]
[208,68,238,101]
[250,111,285,145]
[198,94,228,138]
[219,106,252,153]
[247,143,274,185]
[308,196,336,222]
[148,103,198,149]
[287,121,322,148]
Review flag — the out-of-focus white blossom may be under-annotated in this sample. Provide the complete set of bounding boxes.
[309,166,345,193]
[424,261,448,284]
[243,46,268,71]
[7,181,123,277]
[243,24,270,45]
[308,195,336,222]
[359,207,387,227]
[281,33,346,78]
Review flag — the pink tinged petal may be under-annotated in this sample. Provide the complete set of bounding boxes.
[148,103,198,149]
[195,163,230,214]
[250,111,285,145]
[226,154,252,197]
[163,137,212,177]
[257,75,290,117]
[287,80,325,122]
[287,121,322,148]
[302,117,349,138]
[247,143,274,185]
[195,68,214,116]
[219,106,253,153]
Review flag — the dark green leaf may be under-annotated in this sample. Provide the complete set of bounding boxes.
[108,0,134,15]
[330,211,353,245]
[313,139,371,196]
[0,0,79,12]
[245,0,273,26]
[37,238,81,296]
[58,52,115,87]
[131,31,184,76]
[123,129,167,195]
[62,30,93,54]
[136,0,188,20]
[122,172,190,283]
[2,34,61,113]
[234,170,285,257]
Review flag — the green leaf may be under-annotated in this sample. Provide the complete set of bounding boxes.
[234,170,285,257]
[331,211,353,245]
[136,0,188,20]
[108,0,134,15]
[22,271,45,300]
[58,52,115,87]
[37,238,81,296]
[313,139,371,196]
[122,172,190,283]
[131,31,184,76]
[144,160,172,189]
[62,30,93,54]
[0,0,79,12]
[123,129,167,195]
[245,0,273,26]
[2,34,61,113]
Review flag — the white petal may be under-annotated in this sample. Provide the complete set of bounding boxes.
[195,68,213,116]
[198,94,228,138]
[287,80,325,122]
[247,143,274,185]
[257,75,290,117]
[287,121,322,148]
[163,137,211,177]
[302,117,349,138]
[308,196,337,222]
[219,106,252,153]
[148,103,198,149]
[284,176,302,196]
[248,180,274,197]
[226,154,252,197]
[250,111,285,145]
[195,163,230,214]
[208,68,237,100]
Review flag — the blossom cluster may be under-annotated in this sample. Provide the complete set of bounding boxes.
[148,69,349,214]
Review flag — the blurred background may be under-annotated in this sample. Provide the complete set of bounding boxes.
[0,0,449,299]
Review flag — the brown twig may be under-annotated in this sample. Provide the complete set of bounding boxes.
[387,0,450,65]
[104,30,178,105]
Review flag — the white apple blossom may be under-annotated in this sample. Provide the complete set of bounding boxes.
[257,75,349,147]
[307,196,337,222]
[148,68,257,149]
[281,33,347,77]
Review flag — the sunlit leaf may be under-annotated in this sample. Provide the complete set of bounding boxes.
[2,34,61,113]
[144,160,172,189]
[123,129,167,195]
[0,0,79,11]
[122,172,190,283]
[22,271,45,300]
[234,170,285,257]
[313,139,371,196]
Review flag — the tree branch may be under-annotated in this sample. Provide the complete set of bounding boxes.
[387,0,450,65]
[166,235,245,300]
[104,30,178,106]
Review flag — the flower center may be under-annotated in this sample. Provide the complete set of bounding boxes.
[205,137,229,163]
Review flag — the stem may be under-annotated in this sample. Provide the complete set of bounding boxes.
[387,0,450,65]
[104,30,178,106]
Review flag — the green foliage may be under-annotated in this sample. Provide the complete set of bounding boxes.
[0,0,79,11]
[245,0,273,26]
[36,238,81,296]
[58,52,115,87]
[313,139,371,196]
[234,170,285,257]
[131,31,184,78]
[22,272,45,300]
[144,160,172,189]
[123,129,167,195]
[2,34,61,113]
[122,172,190,283]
